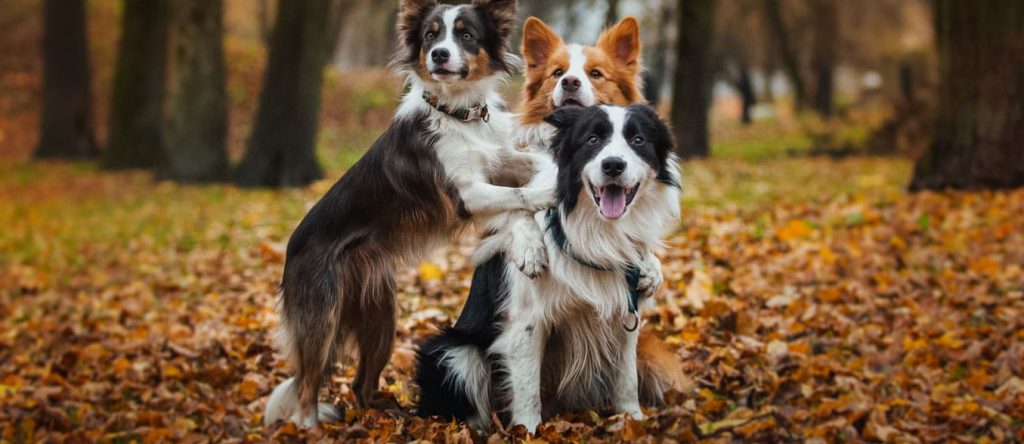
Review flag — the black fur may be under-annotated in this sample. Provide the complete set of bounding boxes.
[414,254,507,421]
[543,104,679,215]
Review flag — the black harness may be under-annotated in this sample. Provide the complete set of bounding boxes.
[545,208,642,331]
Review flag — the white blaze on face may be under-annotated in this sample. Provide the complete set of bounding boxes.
[428,6,465,76]
[584,106,647,219]
[553,44,596,107]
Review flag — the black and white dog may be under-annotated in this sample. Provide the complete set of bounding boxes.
[265,0,553,428]
[415,104,682,431]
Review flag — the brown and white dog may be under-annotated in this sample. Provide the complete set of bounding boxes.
[264,0,554,428]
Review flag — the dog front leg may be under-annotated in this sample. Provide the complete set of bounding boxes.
[498,318,546,431]
[613,328,645,420]
[458,181,554,217]
[636,251,664,299]
[505,211,548,278]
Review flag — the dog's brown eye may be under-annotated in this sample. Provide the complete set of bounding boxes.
[461,32,474,41]
[552,68,564,77]
[587,135,600,145]
[590,69,602,79]
[631,136,645,145]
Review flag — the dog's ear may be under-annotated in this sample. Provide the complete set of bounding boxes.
[544,106,586,130]
[596,16,641,73]
[522,17,564,70]
[392,0,438,69]
[629,104,674,157]
[473,0,517,41]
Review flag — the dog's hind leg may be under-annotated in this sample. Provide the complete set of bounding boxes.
[266,250,344,427]
[349,265,398,408]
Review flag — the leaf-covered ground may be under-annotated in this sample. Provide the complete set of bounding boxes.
[2,152,1022,442]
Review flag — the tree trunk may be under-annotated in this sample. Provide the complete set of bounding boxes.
[909,0,1024,191]
[103,0,170,169]
[810,0,837,117]
[162,0,229,182]
[35,0,97,159]
[736,62,756,125]
[764,0,807,110]
[605,0,620,27]
[670,0,716,159]
[234,0,337,188]
[643,1,673,106]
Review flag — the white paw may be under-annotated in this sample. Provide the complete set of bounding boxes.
[514,415,542,434]
[521,187,556,212]
[510,229,547,278]
[636,255,663,299]
[625,409,646,421]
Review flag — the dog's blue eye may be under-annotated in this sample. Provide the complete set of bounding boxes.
[631,136,644,145]
[552,68,564,77]
[587,135,600,145]
[461,32,474,41]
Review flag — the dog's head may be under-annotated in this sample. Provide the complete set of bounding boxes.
[545,105,676,220]
[392,0,519,85]
[520,17,643,124]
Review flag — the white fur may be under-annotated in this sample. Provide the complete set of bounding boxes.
[477,119,681,429]
[427,7,467,79]
[583,106,647,205]
[440,345,492,430]
[263,378,342,427]
[553,44,596,107]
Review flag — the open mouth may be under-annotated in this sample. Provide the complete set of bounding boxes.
[558,98,583,108]
[431,68,469,80]
[589,182,639,219]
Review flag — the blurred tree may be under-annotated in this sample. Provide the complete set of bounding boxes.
[763,0,806,110]
[234,0,343,187]
[103,0,170,169]
[671,0,716,159]
[35,0,97,159]
[163,0,229,182]
[909,0,1024,190]
[715,0,762,124]
[643,0,674,105]
[605,0,619,27]
[810,0,837,117]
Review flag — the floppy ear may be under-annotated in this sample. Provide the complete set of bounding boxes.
[522,17,564,70]
[629,104,675,157]
[596,16,641,72]
[473,0,517,41]
[543,106,586,130]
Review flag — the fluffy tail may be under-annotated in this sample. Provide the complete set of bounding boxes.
[637,331,693,405]
[415,328,492,429]
[263,377,342,427]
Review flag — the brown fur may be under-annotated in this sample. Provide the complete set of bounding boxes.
[637,330,694,403]
[519,17,644,124]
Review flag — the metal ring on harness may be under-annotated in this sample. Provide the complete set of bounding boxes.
[622,311,639,332]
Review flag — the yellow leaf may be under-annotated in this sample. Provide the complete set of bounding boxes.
[418,262,444,282]
[776,220,812,241]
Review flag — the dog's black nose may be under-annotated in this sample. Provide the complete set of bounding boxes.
[601,157,626,177]
[561,76,581,93]
[431,48,450,64]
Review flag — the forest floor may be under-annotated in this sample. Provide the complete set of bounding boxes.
[2,1,1023,441]
[2,120,1023,441]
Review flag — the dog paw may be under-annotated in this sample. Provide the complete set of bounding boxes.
[636,254,663,299]
[521,187,556,212]
[510,230,548,278]
[512,416,543,434]
[624,409,646,421]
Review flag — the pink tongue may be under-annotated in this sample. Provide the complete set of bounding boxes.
[599,186,627,219]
